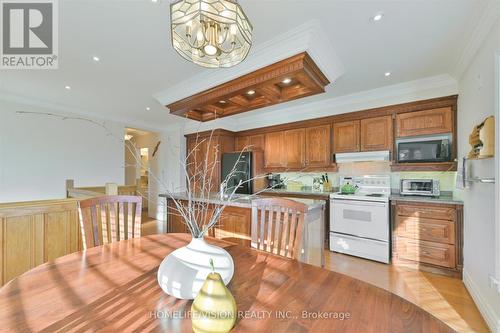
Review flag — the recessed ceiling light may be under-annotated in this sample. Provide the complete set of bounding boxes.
[247,90,255,95]
[92,56,100,62]
[372,13,384,21]
[151,0,159,3]
[282,78,292,84]
[65,85,71,90]
[384,72,391,77]
[146,107,151,111]
[219,100,226,104]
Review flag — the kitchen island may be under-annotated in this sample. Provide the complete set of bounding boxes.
[159,193,325,267]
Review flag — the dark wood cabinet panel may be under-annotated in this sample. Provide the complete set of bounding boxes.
[333,121,360,153]
[396,107,452,137]
[284,129,306,168]
[264,132,285,168]
[360,116,393,151]
[305,125,331,167]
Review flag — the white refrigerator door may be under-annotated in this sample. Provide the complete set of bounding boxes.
[330,199,389,241]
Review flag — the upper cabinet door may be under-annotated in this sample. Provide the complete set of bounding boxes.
[264,132,285,168]
[249,134,265,151]
[284,129,306,168]
[396,107,453,137]
[235,137,249,151]
[333,121,360,153]
[360,116,393,151]
[305,125,331,167]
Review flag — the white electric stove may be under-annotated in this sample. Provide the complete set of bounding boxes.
[329,175,391,263]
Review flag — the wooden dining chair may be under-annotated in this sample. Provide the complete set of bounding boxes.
[251,198,307,260]
[78,195,142,249]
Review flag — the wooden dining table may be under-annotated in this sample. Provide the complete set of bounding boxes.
[0,233,454,333]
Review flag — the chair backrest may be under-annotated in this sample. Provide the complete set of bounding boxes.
[78,195,142,249]
[251,198,307,260]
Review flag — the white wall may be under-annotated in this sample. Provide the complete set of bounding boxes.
[457,17,500,332]
[0,100,125,203]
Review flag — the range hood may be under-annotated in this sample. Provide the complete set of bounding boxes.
[335,151,391,163]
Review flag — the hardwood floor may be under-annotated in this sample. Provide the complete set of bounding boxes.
[141,218,489,333]
[325,251,489,333]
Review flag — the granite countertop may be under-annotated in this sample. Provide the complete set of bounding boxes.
[262,187,336,198]
[159,193,326,211]
[261,187,464,205]
[389,193,463,205]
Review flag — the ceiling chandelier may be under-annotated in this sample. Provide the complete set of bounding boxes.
[170,0,253,68]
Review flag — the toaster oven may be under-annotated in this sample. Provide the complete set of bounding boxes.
[400,179,440,197]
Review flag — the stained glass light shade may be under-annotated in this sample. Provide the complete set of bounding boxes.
[170,0,253,68]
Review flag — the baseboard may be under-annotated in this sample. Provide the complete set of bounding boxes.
[463,269,500,332]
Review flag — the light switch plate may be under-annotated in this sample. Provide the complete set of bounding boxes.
[490,275,500,293]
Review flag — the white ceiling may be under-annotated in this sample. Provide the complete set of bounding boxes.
[0,0,492,131]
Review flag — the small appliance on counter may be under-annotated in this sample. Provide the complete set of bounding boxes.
[400,179,440,197]
[396,135,451,163]
[267,174,284,189]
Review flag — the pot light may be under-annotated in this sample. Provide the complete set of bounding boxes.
[92,56,100,62]
[247,90,255,95]
[372,13,384,22]
[282,78,292,84]
[384,72,391,77]
[219,100,226,104]
[146,107,151,111]
[65,85,71,90]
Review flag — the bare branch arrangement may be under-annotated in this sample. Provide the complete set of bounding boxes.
[16,111,311,239]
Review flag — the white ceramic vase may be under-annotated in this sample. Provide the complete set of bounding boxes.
[157,237,234,300]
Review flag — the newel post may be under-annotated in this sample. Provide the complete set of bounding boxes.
[105,183,118,195]
[65,179,74,198]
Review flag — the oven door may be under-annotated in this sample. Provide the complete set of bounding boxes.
[330,199,389,241]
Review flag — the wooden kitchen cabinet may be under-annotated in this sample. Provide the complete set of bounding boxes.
[396,107,453,137]
[235,137,249,151]
[360,116,393,151]
[185,130,235,193]
[305,125,331,167]
[333,121,360,153]
[264,132,286,168]
[392,201,463,277]
[284,128,306,168]
[167,199,251,246]
[235,134,265,151]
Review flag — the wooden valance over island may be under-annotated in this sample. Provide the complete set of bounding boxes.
[160,194,326,267]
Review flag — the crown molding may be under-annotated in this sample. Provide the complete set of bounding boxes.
[180,73,457,134]
[454,0,500,79]
[154,19,345,106]
[0,91,165,132]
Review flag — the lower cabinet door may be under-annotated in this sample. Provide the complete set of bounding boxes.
[395,237,456,268]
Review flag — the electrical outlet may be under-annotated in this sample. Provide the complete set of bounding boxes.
[490,275,500,293]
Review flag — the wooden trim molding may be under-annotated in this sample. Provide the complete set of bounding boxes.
[168,52,330,122]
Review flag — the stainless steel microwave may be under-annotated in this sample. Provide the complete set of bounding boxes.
[400,179,440,197]
[396,135,451,163]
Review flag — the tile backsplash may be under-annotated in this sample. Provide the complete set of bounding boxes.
[280,162,457,193]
